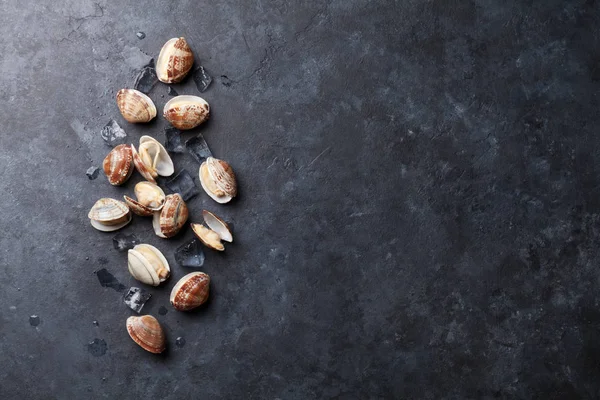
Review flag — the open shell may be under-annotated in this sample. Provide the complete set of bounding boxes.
[123,195,153,217]
[131,144,156,183]
[126,315,166,354]
[152,194,188,238]
[163,95,210,130]
[191,210,233,251]
[103,144,133,186]
[199,157,237,204]
[127,244,170,286]
[140,136,174,176]
[156,37,194,83]
[134,181,165,210]
[170,272,210,311]
[116,89,157,123]
[88,198,131,232]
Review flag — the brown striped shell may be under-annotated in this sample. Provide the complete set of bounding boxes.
[123,195,153,217]
[156,37,194,83]
[131,144,156,183]
[170,272,210,311]
[152,194,188,238]
[102,144,133,186]
[199,157,237,204]
[126,315,166,354]
[163,95,210,130]
[116,89,157,123]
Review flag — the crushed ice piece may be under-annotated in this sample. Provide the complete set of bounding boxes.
[88,338,107,356]
[136,31,146,39]
[193,66,212,92]
[175,238,205,268]
[123,287,152,313]
[168,86,178,96]
[166,170,199,201]
[185,134,212,163]
[164,127,185,153]
[134,66,158,94]
[96,268,126,292]
[100,119,127,147]
[176,337,186,348]
[112,233,140,252]
[93,320,99,326]
[29,315,40,327]
[86,166,99,180]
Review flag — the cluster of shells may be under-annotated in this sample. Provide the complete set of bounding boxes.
[87,37,237,354]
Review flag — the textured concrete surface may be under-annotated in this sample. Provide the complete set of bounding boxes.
[1,0,599,398]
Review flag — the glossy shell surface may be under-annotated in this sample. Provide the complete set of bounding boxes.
[163,95,210,130]
[126,315,166,354]
[156,37,194,83]
[170,272,210,311]
[116,89,157,123]
[199,157,237,204]
[102,144,133,186]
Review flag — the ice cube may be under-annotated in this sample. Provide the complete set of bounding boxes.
[168,86,178,96]
[166,170,199,201]
[136,31,146,39]
[112,233,140,252]
[123,287,152,313]
[174,238,205,267]
[96,268,126,292]
[164,127,185,153]
[134,66,158,94]
[86,166,99,180]
[185,134,212,163]
[100,119,127,147]
[193,66,212,92]
[29,315,40,327]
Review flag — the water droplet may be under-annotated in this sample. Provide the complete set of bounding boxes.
[158,306,168,316]
[29,315,40,326]
[176,337,186,348]
[87,338,107,356]
[93,320,99,326]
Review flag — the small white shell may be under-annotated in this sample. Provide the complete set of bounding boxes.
[127,244,170,286]
[88,198,132,232]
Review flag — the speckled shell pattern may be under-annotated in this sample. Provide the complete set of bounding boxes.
[157,38,194,83]
[116,89,157,123]
[159,194,189,238]
[103,144,133,186]
[207,158,237,198]
[163,97,210,130]
[170,272,210,311]
[126,315,166,354]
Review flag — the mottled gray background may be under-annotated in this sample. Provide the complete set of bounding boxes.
[1,0,599,398]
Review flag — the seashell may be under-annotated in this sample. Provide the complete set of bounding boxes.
[199,157,237,204]
[132,136,174,182]
[134,181,165,210]
[123,195,153,217]
[116,89,157,123]
[191,210,233,251]
[88,198,131,232]
[170,272,210,311]
[156,37,194,84]
[126,315,166,354]
[102,144,134,186]
[163,95,210,130]
[127,244,170,286]
[152,194,189,238]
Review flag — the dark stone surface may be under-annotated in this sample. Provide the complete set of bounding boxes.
[1,0,599,398]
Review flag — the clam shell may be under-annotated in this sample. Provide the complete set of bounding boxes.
[139,136,174,177]
[88,198,131,232]
[153,194,188,238]
[199,157,237,204]
[203,210,233,242]
[123,195,153,217]
[191,223,224,251]
[116,89,157,123]
[156,37,194,83]
[170,272,210,311]
[163,95,210,130]
[126,315,166,354]
[102,144,133,186]
[131,144,157,183]
[134,181,165,210]
[127,244,170,286]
